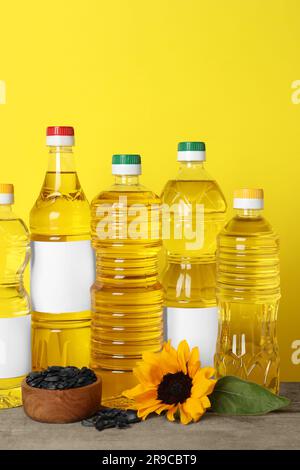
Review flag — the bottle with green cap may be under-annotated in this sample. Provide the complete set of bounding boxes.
[90,154,163,407]
[161,142,227,366]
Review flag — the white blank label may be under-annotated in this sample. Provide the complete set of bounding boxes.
[166,306,218,367]
[31,240,95,313]
[0,315,31,378]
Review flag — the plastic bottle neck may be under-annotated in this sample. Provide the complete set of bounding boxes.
[235,208,263,218]
[176,160,210,181]
[114,174,140,185]
[178,161,205,170]
[47,146,76,172]
[0,204,13,214]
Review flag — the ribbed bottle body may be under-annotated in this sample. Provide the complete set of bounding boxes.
[91,186,163,405]
[0,206,31,409]
[215,213,281,393]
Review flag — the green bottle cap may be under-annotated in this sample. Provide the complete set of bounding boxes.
[178,142,206,152]
[177,142,206,161]
[112,154,142,175]
[112,154,141,165]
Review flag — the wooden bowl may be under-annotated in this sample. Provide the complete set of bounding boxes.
[21,377,102,424]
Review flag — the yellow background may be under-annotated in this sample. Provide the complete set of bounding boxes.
[0,0,299,381]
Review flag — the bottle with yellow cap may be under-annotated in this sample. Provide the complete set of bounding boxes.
[215,189,281,393]
[0,184,31,408]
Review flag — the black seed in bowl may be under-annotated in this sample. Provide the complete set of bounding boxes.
[26,366,97,390]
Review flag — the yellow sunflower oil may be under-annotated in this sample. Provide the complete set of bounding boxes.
[30,126,95,370]
[161,142,227,366]
[91,154,163,406]
[215,189,280,393]
[0,184,31,409]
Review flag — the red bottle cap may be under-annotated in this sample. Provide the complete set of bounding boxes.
[46,126,75,146]
[46,126,74,136]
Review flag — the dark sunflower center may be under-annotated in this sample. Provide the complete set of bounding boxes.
[157,371,192,404]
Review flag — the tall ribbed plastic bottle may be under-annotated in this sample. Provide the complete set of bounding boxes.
[91,155,163,406]
[215,189,280,393]
[161,142,227,366]
[30,127,95,370]
[0,184,31,409]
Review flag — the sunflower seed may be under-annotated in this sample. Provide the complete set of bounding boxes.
[26,366,97,390]
[82,407,140,432]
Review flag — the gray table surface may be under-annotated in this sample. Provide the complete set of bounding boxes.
[0,382,299,450]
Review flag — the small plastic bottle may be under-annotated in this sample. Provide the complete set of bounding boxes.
[0,184,31,408]
[215,189,281,393]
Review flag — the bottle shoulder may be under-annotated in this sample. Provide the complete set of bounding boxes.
[29,184,90,238]
[92,185,161,207]
[161,178,227,212]
[0,213,30,239]
[221,215,277,238]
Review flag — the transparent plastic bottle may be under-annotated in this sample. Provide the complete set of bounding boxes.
[0,184,31,409]
[161,142,227,366]
[215,189,280,393]
[30,126,95,370]
[91,154,163,406]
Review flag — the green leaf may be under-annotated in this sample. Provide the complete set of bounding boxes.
[210,376,291,415]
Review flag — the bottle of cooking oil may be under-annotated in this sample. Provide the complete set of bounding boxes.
[91,154,163,406]
[215,189,280,393]
[30,126,95,370]
[161,142,226,366]
[0,184,31,409]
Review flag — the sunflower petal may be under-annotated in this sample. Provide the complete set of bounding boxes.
[132,388,157,404]
[183,397,205,422]
[142,351,163,367]
[201,395,211,409]
[200,366,216,379]
[191,368,217,398]
[137,402,163,420]
[122,383,148,399]
[177,340,190,374]
[187,346,201,378]
[155,403,172,415]
[166,405,178,422]
[134,363,163,386]
[163,340,173,353]
[160,351,179,374]
[179,403,192,425]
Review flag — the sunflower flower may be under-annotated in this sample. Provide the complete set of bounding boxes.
[122,340,216,424]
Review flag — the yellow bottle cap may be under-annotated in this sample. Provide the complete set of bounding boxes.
[0,184,14,204]
[233,188,264,209]
[233,188,264,200]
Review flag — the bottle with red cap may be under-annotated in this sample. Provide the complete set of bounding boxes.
[30,126,95,370]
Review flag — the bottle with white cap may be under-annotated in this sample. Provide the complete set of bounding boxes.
[215,189,281,393]
[161,142,227,366]
[91,154,163,406]
[0,184,31,408]
[30,126,95,370]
